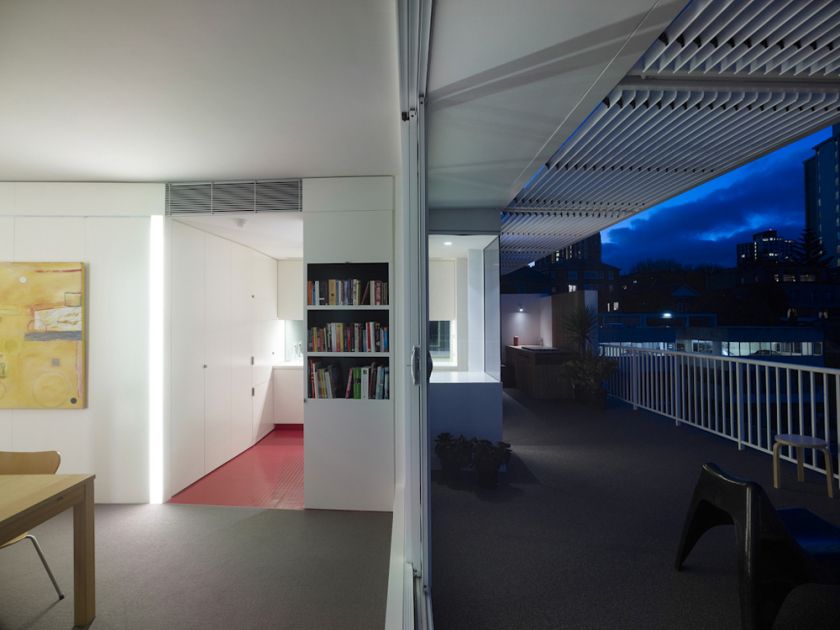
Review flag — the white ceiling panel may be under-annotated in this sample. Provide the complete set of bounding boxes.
[0,0,400,181]
[426,0,686,211]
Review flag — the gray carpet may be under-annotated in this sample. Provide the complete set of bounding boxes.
[431,390,840,630]
[0,504,391,630]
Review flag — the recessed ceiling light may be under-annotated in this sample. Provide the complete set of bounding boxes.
[443,241,452,246]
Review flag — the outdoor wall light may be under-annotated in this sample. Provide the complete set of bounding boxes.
[662,312,673,319]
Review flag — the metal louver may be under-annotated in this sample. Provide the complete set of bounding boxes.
[166,179,302,215]
[501,0,840,274]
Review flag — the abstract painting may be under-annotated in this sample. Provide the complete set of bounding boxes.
[0,262,86,408]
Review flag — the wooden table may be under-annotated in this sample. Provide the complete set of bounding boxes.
[772,434,834,498]
[0,474,95,626]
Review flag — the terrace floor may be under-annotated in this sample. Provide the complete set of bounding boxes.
[431,389,840,630]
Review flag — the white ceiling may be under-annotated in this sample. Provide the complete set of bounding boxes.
[428,233,497,259]
[425,0,686,211]
[0,0,400,182]
[175,212,303,260]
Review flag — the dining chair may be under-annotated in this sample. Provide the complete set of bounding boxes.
[0,450,65,600]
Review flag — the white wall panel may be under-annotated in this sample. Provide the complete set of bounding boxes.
[12,413,95,474]
[203,235,233,473]
[277,259,304,321]
[304,210,392,263]
[12,217,85,261]
[253,378,273,443]
[85,217,150,502]
[3,183,164,217]
[0,217,13,255]
[304,400,394,511]
[230,245,255,453]
[168,221,206,493]
[0,411,11,450]
[303,177,393,213]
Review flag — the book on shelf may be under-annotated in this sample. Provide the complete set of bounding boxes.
[308,321,389,353]
[307,278,389,306]
[309,361,389,399]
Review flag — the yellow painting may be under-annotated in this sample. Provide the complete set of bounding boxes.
[0,262,86,409]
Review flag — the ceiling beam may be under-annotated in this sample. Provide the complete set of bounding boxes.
[620,73,840,93]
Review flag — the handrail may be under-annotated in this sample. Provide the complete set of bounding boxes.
[600,343,840,375]
[600,344,840,490]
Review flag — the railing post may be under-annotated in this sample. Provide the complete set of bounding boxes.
[674,354,680,427]
[736,362,744,451]
[632,352,639,411]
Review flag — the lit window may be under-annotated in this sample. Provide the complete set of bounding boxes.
[568,284,577,292]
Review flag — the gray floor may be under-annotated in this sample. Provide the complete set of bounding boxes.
[431,390,840,630]
[0,504,391,630]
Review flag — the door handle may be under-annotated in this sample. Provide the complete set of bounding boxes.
[411,346,421,385]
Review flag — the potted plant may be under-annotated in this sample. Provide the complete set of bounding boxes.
[565,355,617,407]
[434,432,473,479]
[472,439,512,488]
[560,306,616,407]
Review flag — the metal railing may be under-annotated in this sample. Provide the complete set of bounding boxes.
[600,344,840,487]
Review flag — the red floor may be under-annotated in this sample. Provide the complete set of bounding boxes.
[169,425,304,510]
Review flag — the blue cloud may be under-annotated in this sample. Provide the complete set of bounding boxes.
[602,127,832,272]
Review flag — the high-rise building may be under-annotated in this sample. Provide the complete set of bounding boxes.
[804,124,840,266]
[735,229,794,267]
[545,233,603,262]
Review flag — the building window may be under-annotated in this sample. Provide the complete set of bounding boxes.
[568,284,577,292]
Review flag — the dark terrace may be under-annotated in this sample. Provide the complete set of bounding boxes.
[431,390,840,630]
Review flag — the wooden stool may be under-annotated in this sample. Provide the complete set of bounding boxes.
[772,433,834,499]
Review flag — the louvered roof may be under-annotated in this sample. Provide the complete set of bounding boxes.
[501,0,840,273]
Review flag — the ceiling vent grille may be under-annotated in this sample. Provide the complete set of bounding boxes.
[166,179,302,215]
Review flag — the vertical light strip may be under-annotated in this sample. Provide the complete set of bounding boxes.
[148,215,164,504]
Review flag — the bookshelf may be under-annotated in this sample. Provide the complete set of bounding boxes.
[302,176,394,512]
[305,262,391,401]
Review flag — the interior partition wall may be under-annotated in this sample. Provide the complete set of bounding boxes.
[0,182,165,503]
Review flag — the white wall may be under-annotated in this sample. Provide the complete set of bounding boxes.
[0,183,163,503]
[467,249,485,373]
[167,220,281,497]
[500,293,552,358]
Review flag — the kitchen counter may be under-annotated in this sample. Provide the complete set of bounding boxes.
[505,345,576,400]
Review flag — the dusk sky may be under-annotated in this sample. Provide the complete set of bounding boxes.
[601,125,833,273]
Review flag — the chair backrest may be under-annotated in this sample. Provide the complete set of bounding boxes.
[0,451,61,474]
[686,463,810,630]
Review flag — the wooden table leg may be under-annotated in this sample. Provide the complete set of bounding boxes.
[796,446,805,482]
[824,447,835,499]
[772,442,782,489]
[73,477,95,626]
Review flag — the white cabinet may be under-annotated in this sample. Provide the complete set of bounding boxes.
[203,235,233,473]
[168,220,281,495]
[169,221,206,494]
[273,367,304,424]
[277,259,304,320]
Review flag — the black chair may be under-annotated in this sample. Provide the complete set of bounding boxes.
[771,584,840,630]
[675,463,840,630]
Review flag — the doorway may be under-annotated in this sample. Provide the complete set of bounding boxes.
[165,211,306,510]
